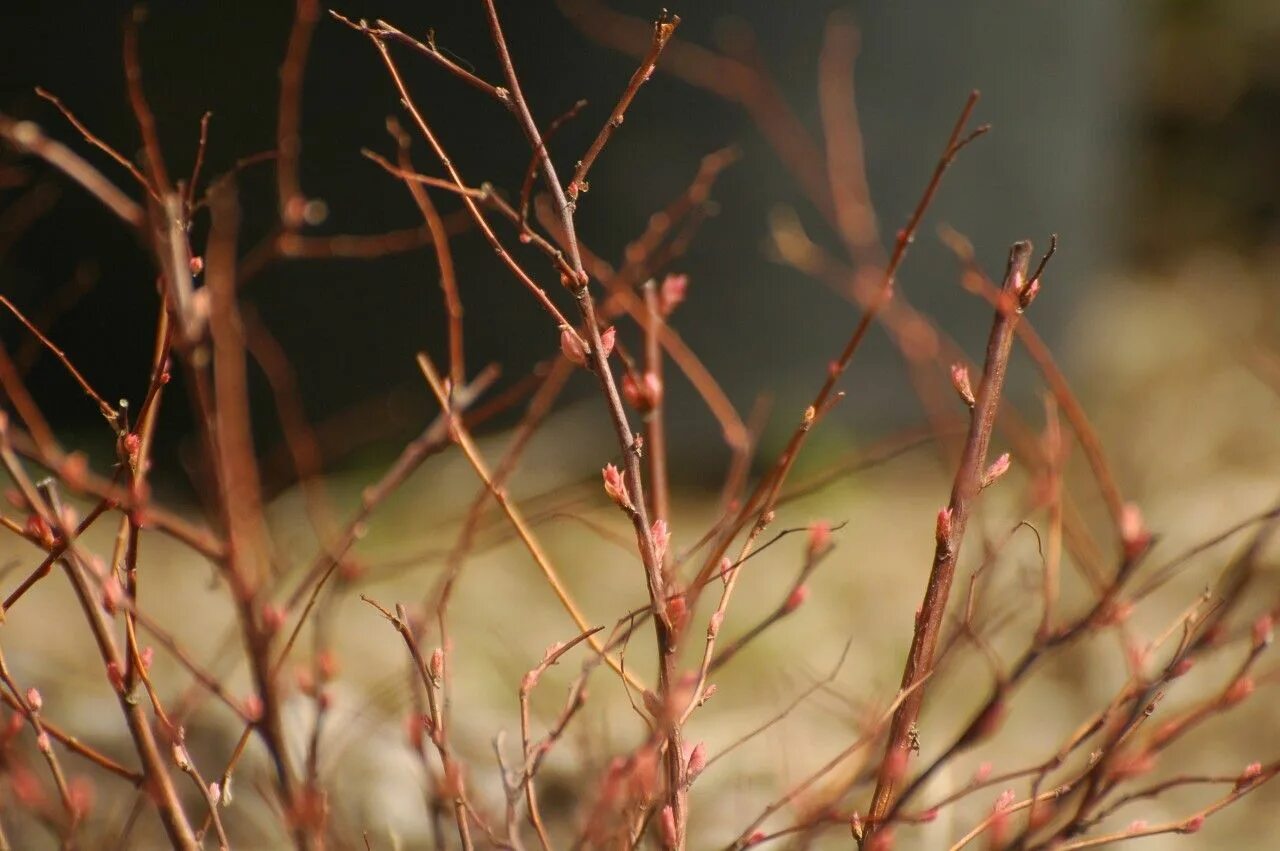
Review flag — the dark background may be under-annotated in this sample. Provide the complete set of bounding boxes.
[1,1,1274,491]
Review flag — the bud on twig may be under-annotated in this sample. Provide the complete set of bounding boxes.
[429,648,444,685]
[807,521,832,559]
[1120,503,1152,560]
[980,453,1011,489]
[602,464,632,512]
[936,506,954,548]
[598,326,617,360]
[559,327,589,367]
[651,519,670,564]
[659,273,688,316]
[950,363,975,408]
[784,585,809,613]
[622,371,663,411]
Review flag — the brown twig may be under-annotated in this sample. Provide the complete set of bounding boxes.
[863,241,1034,839]
[566,12,679,204]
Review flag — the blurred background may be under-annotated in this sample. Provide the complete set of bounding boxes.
[1,1,1277,473]
[2,1,1279,849]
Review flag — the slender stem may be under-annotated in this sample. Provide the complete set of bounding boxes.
[863,241,1033,838]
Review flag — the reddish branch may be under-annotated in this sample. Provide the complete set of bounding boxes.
[863,242,1034,839]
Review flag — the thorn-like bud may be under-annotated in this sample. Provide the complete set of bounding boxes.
[559,327,589,367]
[784,585,809,613]
[102,574,123,616]
[659,273,688,316]
[598,326,617,360]
[950,363,975,408]
[602,464,632,512]
[122,433,141,467]
[1253,613,1273,650]
[1224,676,1255,707]
[1120,502,1152,560]
[807,521,832,559]
[686,741,707,784]
[1180,815,1205,834]
[981,453,1012,489]
[651,518,670,564]
[1237,762,1263,790]
[622,371,663,411]
[936,506,954,547]
[106,662,125,693]
[429,648,444,684]
[660,805,677,848]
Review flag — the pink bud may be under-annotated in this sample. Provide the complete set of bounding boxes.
[1168,657,1194,678]
[598,326,617,359]
[559,328,589,367]
[25,688,42,712]
[981,453,1012,488]
[950,363,975,407]
[139,646,154,672]
[261,604,287,635]
[102,574,123,616]
[429,648,445,683]
[807,521,832,558]
[744,831,767,847]
[35,731,51,753]
[973,761,993,783]
[106,662,125,692]
[719,557,733,584]
[1237,762,1263,790]
[784,585,809,613]
[994,789,1016,812]
[1180,815,1205,834]
[659,805,677,847]
[623,371,663,411]
[651,519,670,563]
[242,695,263,722]
[1253,614,1273,649]
[686,741,707,782]
[602,464,632,511]
[700,683,717,703]
[122,433,141,462]
[659,274,688,316]
[208,782,221,804]
[1224,676,1255,706]
[1127,820,1149,834]
[936,506,953,545]
[1120,503,1152,560]
[665,595,689,633]
[707,612,723,638]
